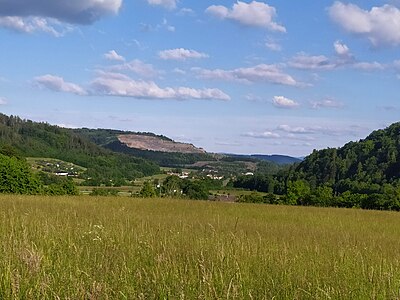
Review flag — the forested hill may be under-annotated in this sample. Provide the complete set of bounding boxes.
[0,114,159,184]
[74,128,215,167]
[292,122,400,193]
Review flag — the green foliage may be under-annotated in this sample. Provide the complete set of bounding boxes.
[162,175,182,197]
[287,122,400,210]
[286,180,311,205]
[161,175,210,200]
[296,122,400,188]
[233,174,277,193]
[38,173,79,195]
[181,181,209,200]
[0,154,43,194]
[139,181,157,198]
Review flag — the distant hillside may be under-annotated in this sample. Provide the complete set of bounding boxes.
[75,128,214,167]
[251,154,302,165]
[0,114,160,185]
[223,154,301,165]
[118,134,206,154]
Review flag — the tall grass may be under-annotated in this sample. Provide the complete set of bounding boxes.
[1,195,400,299]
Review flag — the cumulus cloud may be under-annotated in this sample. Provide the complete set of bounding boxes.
[289,47,385,72]
[289,53,337,70]
[0,0,122,24]
[194,64,299,86]
[206,1,286,32]
[104,50,125,62]
[329,2,400,46]
[158,48,209,61]
[110,59,159,78]
[334,40,352,58]
[90,72,230,101]
[33,72,231,101]
[272,96,299,108]
[34,74,87,95]
[0,16,69,36]
[147,0,177,10]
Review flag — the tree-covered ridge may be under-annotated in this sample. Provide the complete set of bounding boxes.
[293,122,400,191]
[234,122,400,210]
[0,114,160,185]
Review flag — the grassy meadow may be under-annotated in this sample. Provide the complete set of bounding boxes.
[1,195,400,299]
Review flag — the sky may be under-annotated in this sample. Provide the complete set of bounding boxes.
[0,0,399,156]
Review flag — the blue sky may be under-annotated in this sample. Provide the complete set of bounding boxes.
[0,0,399,156]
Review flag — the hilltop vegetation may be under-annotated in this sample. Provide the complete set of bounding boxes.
[0,114,159,185]
[294,122,400,189]
[235,122,400,210]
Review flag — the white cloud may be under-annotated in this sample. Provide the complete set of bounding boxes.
[310,99,344,109]
[289,53,337,70]
[272,96,299,109]
[243,131,280,139]
[159,48,209,61]
[334,40,351,58]
[34,74,87,95]
[245,94,263,102]
[277,125,314,134]
[289,49,384,72]
[0,97,7,105]
[265,40,282,51]
[0,16,68,36]
[352,61,385,71]
[33,72,231,101]
[147,0,177,10]
[104,50,125,62]
[194,64,299,86]
[0,0,122,24]
[206,1,286,32]
[178,8,195,16]
[329,2,400,46]
[173,68,186,75]
[110,59,159,78]
[90,72,230,101]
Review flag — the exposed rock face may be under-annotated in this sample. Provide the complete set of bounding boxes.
[117,134,206,154]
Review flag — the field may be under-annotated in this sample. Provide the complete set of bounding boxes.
[1,196,400,299]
